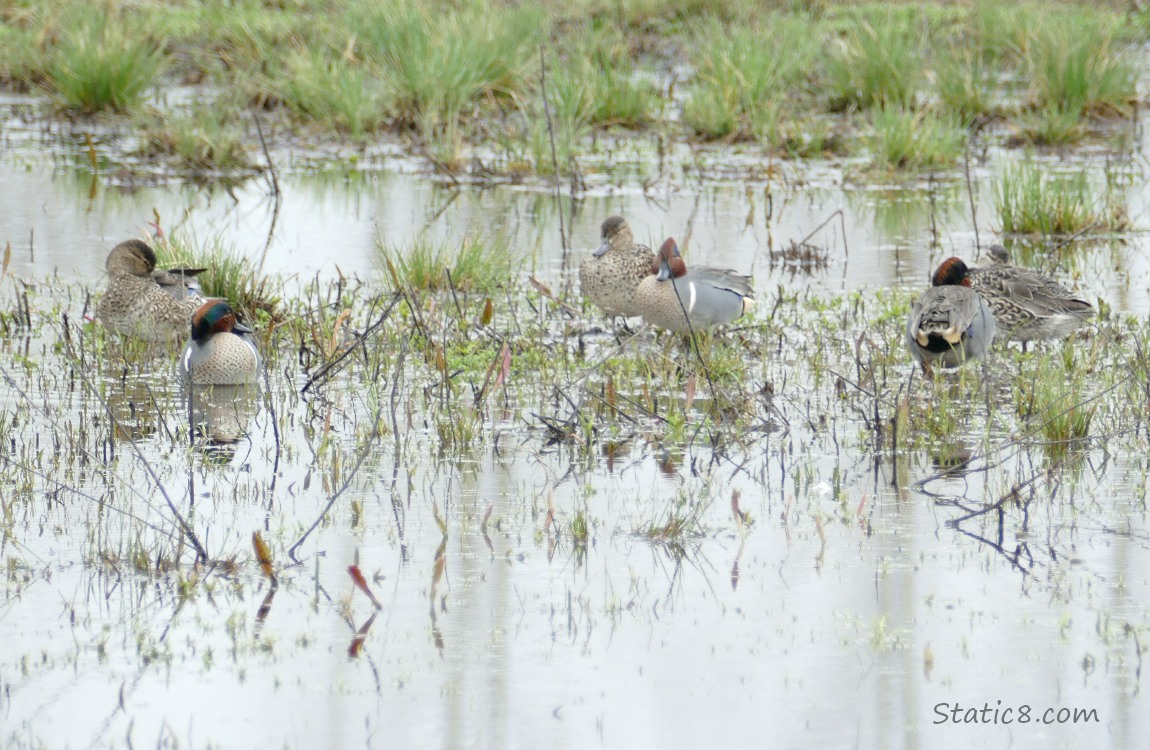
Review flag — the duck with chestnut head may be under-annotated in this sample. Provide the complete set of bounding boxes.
[635,238,754,333]
[178,300,261,386]
[906,257,997,376]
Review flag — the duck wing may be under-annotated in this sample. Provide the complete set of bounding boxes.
[909,286,982,347]
[688,265,754,298]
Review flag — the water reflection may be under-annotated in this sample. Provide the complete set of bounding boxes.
[186,382,260,449]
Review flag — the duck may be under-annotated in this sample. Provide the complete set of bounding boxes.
[967,245,1094,343]
[635,238,755,332]
[178,300,261,385]
[95,239,206,341]
[906,257,997,376]
[579,216,654,319]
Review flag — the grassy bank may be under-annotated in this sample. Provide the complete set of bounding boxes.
[0,0,1143,177]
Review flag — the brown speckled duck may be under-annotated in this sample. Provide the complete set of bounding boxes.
[635,238,754,332]
[906,257,997,376]
[95,239,206,341]
[579,216,654,319]
[967,245,1094,343]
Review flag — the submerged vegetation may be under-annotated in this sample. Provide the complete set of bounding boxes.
[0,0,1143,175]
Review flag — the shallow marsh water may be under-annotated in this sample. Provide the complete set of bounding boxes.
[2,113,1150,750]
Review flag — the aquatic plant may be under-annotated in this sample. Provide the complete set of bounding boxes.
[682,16,816,142]
[136,104,255,173]
[1023,13,1135,118]
[353,0,543,138]
[825,9,923,111]
[868,107,966,171]
[379,234,517,294]
[549,25,658,129]
[45,14,166,112]
[1015,104,1086,147]
[994,162,1127,235]
[270,50,389,139]
[933,43,998,123]
[154,234,279,319]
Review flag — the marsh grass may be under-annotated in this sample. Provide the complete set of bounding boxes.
[1015,104,1087,146]
[137,105,254,173]
[354,1,542,140]
[271,51,388,139]
[825,10,923,112]
[969,2,1038,65]
[152,0,316,77]
[380,234,516,294]
[1024,13,1135,119]
[1014,350,1096,457]
[934,43,998,123]
[154,234,279,320]
[0,23,40,87]
[550,26,658,129]
[643,487,710,542]
[45,13,166,113]
[994,162,1127,235]
[868,107,965,171]
[682,16,816,141]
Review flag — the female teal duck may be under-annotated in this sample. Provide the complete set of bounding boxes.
[96,239,206,341]
[579,216,654,319]
[967,245,1094,343]
[635,238,754,332]
[178,301,261,385]
[906,257,997,376]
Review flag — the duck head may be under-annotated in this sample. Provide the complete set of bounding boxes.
[190,300,252,341]
[986,245,1011,265]
[653,238,687,281]
[931,257,971,287]
[106,239,159,277]
[594,215,634,257]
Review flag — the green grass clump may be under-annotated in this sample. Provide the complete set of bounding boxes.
[500,97,590,176]
[155,234,278,320]
[270,50,388,139]
[825,10,923,111]
[380,234,516,294]
[137,106,254,173]
[1024,13,1135,119]
[994,162,1127,235]
[549,26,657,129]
[354,1,543,139]
[1014,351,1095,458]
[152,0,319,78]
[0,23,40,87]
[1015,104,1086,146]
[45,15,166,113]
[968,2,1038,64]
[682,16,816,141]
[934,43,998,123]
[868,107,965,171]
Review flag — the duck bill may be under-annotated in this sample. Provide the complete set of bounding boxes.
[656,262,673,281]
[232,320,254,334]
[592,239,611,257]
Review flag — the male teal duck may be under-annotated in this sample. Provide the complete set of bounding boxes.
[95,239,206,341]
[906,257,997,376]
[635,238,754,332]
[579,216,654,319]
[967,245,1094,343]
[178,300,261,385]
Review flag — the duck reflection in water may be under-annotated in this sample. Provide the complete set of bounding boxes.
[186,383,260,461]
